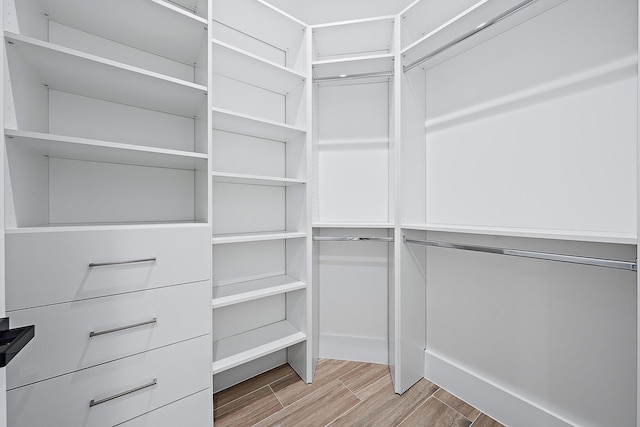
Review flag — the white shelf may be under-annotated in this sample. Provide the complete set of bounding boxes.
[212,39,306,94]
[312,54,395,80]
[401,0,567,72]
[5,129,207,171]
[401,223,637,245]
[211,320,306,374]
[313,223,394,229]
[212,172,305,187]
[212,275,306,309]
[35,0,207,64]
[5,221,209,234]
[211,107,306,142]
[6,32,207,117]
[211,231,307,245]
[312,16,395,62]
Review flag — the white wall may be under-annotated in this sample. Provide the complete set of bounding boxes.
[418,0,638,425]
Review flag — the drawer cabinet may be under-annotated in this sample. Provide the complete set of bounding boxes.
[117,389,211,426]
[6,226,210,310]
[7,280,210,389]
[7,335,210,427]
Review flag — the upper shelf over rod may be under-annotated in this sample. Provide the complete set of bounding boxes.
[313,236,394,242]
[404,237,638,271]
[402,0,567,73]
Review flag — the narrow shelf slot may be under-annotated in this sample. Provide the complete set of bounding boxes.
[5,129,207,171]
[212,39,306,95]
[212,172,305,187]
[6,33,207,117]
[211,231,307,245]
[211,320,306,374]
[211,107,306,142]
[212,276,306,309]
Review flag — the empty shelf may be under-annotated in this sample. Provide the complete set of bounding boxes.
[5,130,207,171]
[211,107,306,142]
[211,320,306,374]
[35,0,206,64]
[402,223,637,245]
[312,54,394,81]
[212,39,306,94]
[212,172,305,186]
[212,275,306,309]
[6,33,207,118]
[313,222,394,229]
[211,231,307,244]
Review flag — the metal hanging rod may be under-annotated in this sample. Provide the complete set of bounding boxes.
[314,236,394,242]
[403,0,538,73]
[313,71,394,83]
[403,236,637,271]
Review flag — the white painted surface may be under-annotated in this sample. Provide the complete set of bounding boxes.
[425,232,637,427]
[265,0,414,25]
[425,75,637,235]
[49,158,195,225]
[212,182,285,234]
[312,17,395,60]
[212,240,286,286]
[7,336,210,427]
[316,81,390,223]
[6,281,210,390]
[118,389,212,427]
[424,350,574,427]
[317,229,389,363]
[6,226,210,310]
[49,90,197,152]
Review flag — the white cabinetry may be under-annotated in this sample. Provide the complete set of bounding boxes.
[2,0,212,424]
[210,0,312,394]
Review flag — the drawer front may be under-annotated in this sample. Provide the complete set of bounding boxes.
[117,389,212,426]
[6,225,210,310]
[7,280,211,390]
[7,335,211,427]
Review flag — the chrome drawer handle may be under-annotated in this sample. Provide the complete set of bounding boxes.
[89,257,156,268]
[89,318,157,338]
[89,378,157,407]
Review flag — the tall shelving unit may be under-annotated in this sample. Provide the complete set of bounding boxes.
[310,15,404,386]
[210,0,313,393]
[2,0,212,425]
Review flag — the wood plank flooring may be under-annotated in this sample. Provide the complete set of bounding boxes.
[213,359,506,427]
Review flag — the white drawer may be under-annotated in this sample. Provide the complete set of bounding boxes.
[6,225,210,310]
[7,335,211,427]
[117,389,212,426]
[7,280,211,390]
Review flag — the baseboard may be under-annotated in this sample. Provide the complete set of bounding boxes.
[424,350,575,427]
[320,333,388,364]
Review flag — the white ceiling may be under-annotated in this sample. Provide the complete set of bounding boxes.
[263,0,416,25]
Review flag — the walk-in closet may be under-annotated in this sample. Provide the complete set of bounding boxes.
[0,0,638,426]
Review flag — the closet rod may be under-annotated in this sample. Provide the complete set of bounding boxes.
[313,236,394,242]
[313,71,394,83]
[403,0,538,73]
[403,237,637,271]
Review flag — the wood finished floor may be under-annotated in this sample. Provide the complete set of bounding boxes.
[213,359,506,427]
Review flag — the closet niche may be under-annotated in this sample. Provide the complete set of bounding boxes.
[311,16,398,368]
